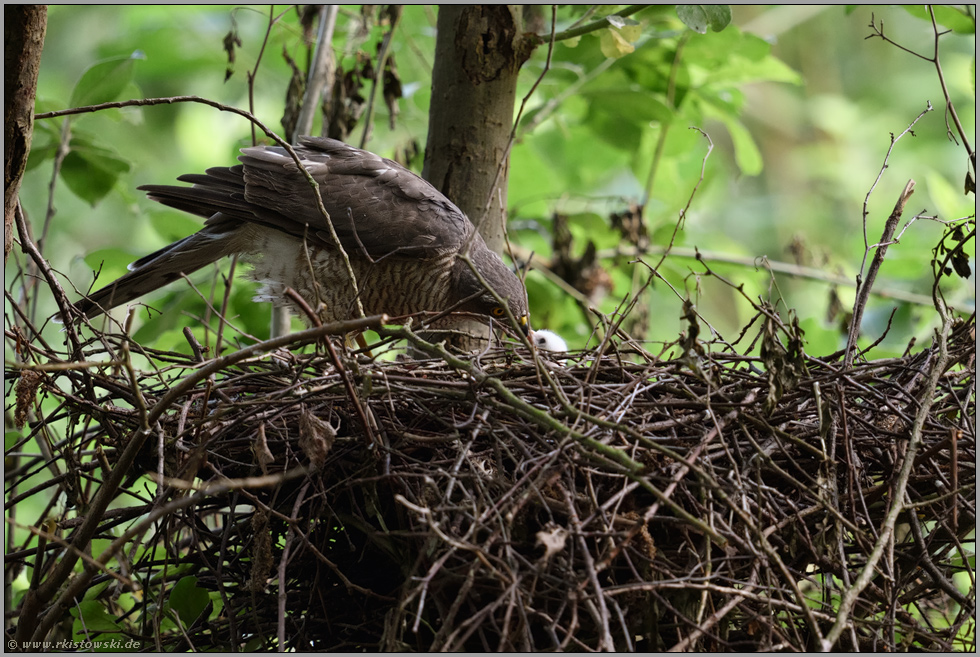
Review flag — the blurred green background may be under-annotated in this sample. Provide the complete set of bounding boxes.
[3,5,975,633]
[11,4,976,356]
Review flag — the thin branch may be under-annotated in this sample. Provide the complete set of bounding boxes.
[19,314,386,643]
[359,6,402,148]
[474,5,558,254]
[294,5,338,141]
[844,180,916,367]
[927,6,974,167]
[548,5,652,43]
[822,285,955,649]
[867,10,974,168]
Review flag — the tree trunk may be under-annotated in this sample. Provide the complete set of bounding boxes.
[4,5,47,264]
[423,5,534,253]
[421,6,534,348]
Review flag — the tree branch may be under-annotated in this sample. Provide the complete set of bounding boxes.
[547,5,652,43]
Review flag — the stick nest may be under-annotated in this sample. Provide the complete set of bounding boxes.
[10,309,974,652]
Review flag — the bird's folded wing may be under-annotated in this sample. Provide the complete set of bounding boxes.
[235,136,473,261]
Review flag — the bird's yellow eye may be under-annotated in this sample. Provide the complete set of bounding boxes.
[491,307,506,317]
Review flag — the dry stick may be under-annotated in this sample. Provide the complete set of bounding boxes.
[593,389,760,575]
[26,465,308,646]
[13,204,82,359]
[465,307,790,571]
[821,299,954,650]
[906,500,971,608]
[843,179,916,367]
[282,287,377,445]
[30,120,72,327]
[591,128,713,360]
[563,243,937,307]
[4,287,63,364]
[359,6,401,149]
[215,254,240,354]
[12,520,134,590]
[648,128,713,276]
[19,315,385,644]
[295,5,338,141]
[868,9,974,167]
[271,5,340,340]
[8,359,120,372]
[669,564,762,652]
[927,6,974,165]
[248,499,388,600]
[279,483,311,650]
[244,6,281,145]
[564,487,614,651]
[386,323,728,546]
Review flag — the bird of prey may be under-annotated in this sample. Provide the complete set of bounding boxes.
[71,137,529,338]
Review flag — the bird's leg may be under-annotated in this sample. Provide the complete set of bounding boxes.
[345,331,373,357]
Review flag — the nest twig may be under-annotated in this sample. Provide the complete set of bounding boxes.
[6,306,975,651]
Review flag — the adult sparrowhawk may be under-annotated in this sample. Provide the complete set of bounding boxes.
[72,137,529,337]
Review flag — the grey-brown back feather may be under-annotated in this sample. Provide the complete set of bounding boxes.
[237,137,470,259]
[72,136,527,323]
[73,227,238,318]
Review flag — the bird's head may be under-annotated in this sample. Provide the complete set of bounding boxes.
[453,246,529,335]
[531,328,568,352]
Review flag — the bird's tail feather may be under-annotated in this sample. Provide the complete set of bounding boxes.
[72,227,238,319]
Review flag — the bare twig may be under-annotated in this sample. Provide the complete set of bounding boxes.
[294,5,339,141]
[822,288,955,650]
[844,179,916,366]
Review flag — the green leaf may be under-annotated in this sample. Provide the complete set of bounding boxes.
[60,139,131,206]
[148,210,202,243]
[83,247,137,279]
[69,50,145,109]
[900,5,975,34]
[6,431,26,462]
[25,141,58,172]
[585,90,674,125]
[677,5,732,34]
[686,31,800,86]
[24,120,64,172]
[599,27,636,58]
[586,110,644,150]
[618,22,643,43]
[168,575,210,626]
[719,114,763,176]
[83,579,111,601]
[71,600,123,634]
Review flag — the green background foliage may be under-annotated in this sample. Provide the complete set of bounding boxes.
[16,5,975,356]
[5,5,975,643]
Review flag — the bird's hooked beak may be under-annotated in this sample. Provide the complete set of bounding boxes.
[519,315,529,336]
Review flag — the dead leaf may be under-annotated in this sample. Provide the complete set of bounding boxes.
[299,406,336,469]
[536,526,568,560]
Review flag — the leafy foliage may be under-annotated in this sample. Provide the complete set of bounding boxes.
[676,4,732,34]
[14,5,973,351]
[5,4,975,651]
